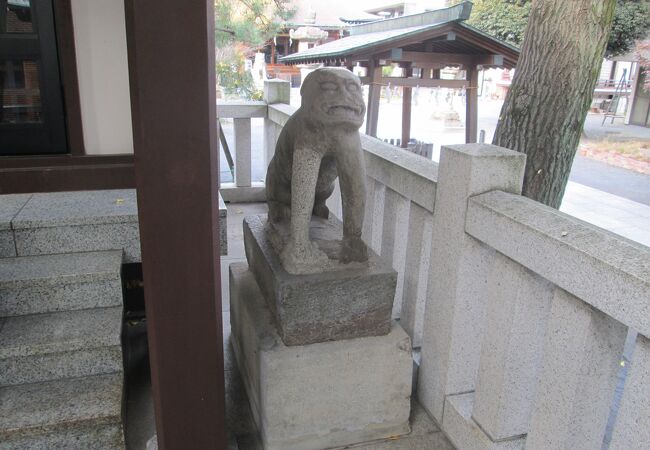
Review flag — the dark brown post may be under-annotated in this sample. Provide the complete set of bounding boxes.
[401,65,413,148]
[124,1,226,449]
[465,64,479,143]
[366,61,382,137]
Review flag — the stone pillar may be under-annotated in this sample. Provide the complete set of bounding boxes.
[264,78,290,105]
[263,79,290,166]
[526,288,627,450]
[417,144,526,423]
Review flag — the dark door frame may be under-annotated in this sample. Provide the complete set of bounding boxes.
[125,1,226,449]
[0,0,136,194]
[52,0,84,155]
[0,0,67,154]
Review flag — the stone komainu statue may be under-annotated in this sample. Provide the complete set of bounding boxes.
[266,68,368,274]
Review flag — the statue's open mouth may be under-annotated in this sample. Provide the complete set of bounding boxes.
[326,105,363,116]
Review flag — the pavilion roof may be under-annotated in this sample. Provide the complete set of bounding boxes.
[280,2,519,69]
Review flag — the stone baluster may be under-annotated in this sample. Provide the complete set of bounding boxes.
[370,182,386,254]
[603,334,649,450]
[525,288,627,450]
[379,188,410,318]
[326,180,343,219]
[361,176,377,246]
[470,253,554,441]
[233,118,251,187]
[417,144,526,423]
[399,203,434,347]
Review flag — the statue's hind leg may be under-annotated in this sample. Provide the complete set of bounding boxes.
[268,200,291,223]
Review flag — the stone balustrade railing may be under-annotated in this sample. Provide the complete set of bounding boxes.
[227,80,650,449]
[216,100,267,202]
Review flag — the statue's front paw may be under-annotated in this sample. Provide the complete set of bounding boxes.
[340,236,368,263]
[281,240,329,274]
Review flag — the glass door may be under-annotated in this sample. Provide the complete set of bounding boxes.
[0,0,67,155]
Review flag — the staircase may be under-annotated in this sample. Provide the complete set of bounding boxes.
[0,190,141,450]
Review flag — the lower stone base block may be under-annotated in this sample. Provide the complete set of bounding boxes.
[229,262,412,450]
[442,392,525,450]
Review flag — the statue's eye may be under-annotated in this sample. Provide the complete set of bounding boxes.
[346,82,360,92]
[320,82,338,91]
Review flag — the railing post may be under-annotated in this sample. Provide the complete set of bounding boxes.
[263,79,290,167]
[417,144,526,423]
[525,288,627,449]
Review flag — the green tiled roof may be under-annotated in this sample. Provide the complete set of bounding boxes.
[280,22,451,63]
[278,2,518,66]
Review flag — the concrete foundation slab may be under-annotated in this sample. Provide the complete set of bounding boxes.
[229,262,411,450]
[243,214,396,346]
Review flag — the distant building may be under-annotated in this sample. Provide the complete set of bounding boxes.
[263,2,379,84]
[263,1,453,84]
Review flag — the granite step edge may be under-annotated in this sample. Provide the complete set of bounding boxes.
[0,346,123,387]
[0,306,123,359]
[0,250,123,289]
[9,189,138,230]
[0,373,124,439]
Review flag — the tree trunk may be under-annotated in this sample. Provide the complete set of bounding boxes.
[492,0,616,208]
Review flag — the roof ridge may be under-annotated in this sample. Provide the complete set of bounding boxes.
[349,1,472,36]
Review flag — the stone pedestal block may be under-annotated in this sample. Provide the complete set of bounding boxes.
[243,214,396,346]
[229,263,412,450]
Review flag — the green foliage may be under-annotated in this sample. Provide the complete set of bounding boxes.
[215,0,295,48]
[466,0,531,47]
[607,0,650,56]
[216,44,259,99]
[635,39,650,91]
[453,0,649,53]
[214,0,295,99]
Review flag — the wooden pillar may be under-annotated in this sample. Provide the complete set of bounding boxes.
[124,1,226,449]
[401,65,413,148]
[366,61,382,137]
[465,65,479,144]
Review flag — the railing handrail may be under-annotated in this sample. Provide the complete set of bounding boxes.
[217,100,267,118]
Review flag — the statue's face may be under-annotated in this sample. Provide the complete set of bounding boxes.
[301,68,366,130]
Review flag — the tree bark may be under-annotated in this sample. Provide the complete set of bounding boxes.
[492,0,616,208]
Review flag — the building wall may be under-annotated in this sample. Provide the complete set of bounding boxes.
[70,0,133,155]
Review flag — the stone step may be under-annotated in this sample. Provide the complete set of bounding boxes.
[0,306,123,386]
[0,373,125,450]
[10,189,141,263]
[0,250,123,317]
